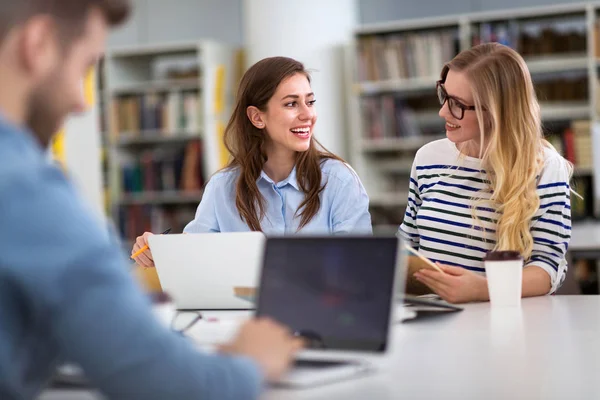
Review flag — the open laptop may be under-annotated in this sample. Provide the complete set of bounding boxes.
[148,232,265,310]
[255,236,404,387]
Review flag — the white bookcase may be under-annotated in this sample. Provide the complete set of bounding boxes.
[347,2,600,233]
[102,40,239,243]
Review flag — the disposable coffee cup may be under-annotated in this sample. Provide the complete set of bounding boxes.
[484,251,523,307]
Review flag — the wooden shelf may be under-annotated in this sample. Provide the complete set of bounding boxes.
[414,110,443,126]
[355,3,587,35]
[114,131,202,147]
[373,224,401,235]
[349,2,600,219]
[103,40,237,244]
[111,78,200,95]
[355,77,437,95]
[353,55,589,96]
[119,191,204,205]
[356,16,460,36]
[375,159,414,174]
[109,42,200,58]
[526,53,588,74]
[539,102,590,121]
[369,192,409,208]
[362,135,445,152]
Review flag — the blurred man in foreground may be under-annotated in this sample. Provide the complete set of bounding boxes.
[0,1,301,399]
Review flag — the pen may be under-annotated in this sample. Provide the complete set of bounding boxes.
[130,228,171,259]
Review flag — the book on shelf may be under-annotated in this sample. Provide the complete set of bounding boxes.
[546,119,592,220]
[472,21,520,48]
[118,204,196,244]
[361,95,442,140]
[356,30,458,82]
[536,78,587,103]
[121,140,204,194]
[473,18,586,56]
[110,91,202,140]
[153,54,200,81]
[546,120,592,170]
[571,120,592,170]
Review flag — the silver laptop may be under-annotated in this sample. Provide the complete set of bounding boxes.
[148,232,265,310]
[255,236,404,387]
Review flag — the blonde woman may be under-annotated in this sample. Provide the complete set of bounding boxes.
[399,43,572,304]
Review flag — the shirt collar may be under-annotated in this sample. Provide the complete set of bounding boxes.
[0,111,44,154]
[258,166,300,191]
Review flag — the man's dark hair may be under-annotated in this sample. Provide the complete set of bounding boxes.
[0,0,131,44]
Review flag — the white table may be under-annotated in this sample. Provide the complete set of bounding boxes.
[41,296,600,400]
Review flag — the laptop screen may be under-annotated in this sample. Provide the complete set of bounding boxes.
[256,237,399,352]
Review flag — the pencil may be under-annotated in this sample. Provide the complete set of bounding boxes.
[403,243,445,274]
[130,228,171,259]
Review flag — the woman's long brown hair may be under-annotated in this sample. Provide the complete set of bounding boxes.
[223,56,343,231]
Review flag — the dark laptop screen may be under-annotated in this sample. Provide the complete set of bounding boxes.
[256,237,399,352]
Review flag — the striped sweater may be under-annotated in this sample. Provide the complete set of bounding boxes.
[399,138,572,293]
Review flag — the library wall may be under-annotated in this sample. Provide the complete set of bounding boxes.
[107,0,244,48]
[358,0,587,23]
[106,1,591,50]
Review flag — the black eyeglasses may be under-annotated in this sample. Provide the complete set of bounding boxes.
[436,80,476,120]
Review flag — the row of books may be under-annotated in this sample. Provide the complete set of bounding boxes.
[356,31,458,82]
[546,120,593,169]
[360,76,590,141]
[152,54,200,81]
[472,21,586,56]
[361,96,442,140]
[536,77,588,102]
[110,91,202,139]
[118,205,196,244]
[472,22,519,49]
[121,140,204,193]
[357,20,588,84]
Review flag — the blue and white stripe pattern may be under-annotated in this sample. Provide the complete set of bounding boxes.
[399,139,571,293]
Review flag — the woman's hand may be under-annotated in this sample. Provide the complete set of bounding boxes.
[131,232,155,268]
[413,263,489,304]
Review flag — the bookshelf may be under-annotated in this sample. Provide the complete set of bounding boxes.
[348,2,600,233]
[102,41,238,243]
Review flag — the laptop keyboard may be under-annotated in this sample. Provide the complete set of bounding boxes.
[293,359,353,369]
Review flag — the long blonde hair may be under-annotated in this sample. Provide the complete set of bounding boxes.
[441,43,570,259]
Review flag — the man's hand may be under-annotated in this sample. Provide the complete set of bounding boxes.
[219,318,303,381]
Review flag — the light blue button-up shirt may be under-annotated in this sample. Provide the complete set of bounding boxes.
[0,117,262,399]
[184,159,372,235]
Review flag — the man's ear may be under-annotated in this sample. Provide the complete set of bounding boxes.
[18,16,60,79]
[247,106,266,129]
